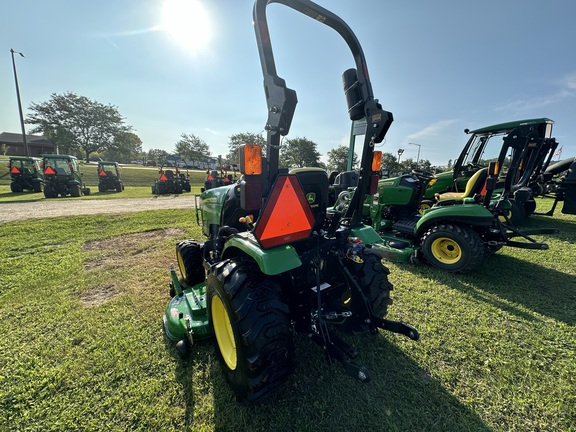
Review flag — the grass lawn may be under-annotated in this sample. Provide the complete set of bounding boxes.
[0,199,575,431]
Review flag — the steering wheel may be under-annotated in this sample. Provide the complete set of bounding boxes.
[411,169,435,182]
[466,162,484,171]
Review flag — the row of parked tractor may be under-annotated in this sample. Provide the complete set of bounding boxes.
[5,154,210,198]
[5,154,124,198]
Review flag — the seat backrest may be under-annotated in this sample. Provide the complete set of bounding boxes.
[462,168,488,197]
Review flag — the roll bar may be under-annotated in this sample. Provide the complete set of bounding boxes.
[253,0,393,224]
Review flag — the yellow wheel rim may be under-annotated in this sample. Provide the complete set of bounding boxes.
[176,250,187,279]
[418,203,431,215]
[431,237,462,264]
[498,210,512,223]
[211,296,237,370]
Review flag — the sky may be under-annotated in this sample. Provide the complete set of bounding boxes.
[2,0,576,167]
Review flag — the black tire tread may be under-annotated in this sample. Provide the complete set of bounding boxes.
[208,260,294,404]
[421,223,484,273]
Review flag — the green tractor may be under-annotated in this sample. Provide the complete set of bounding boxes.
[332,122,559,274]
[7,156,44,193]
[163,0,419,404]
[97,161,124,192]
[151,166,189,195]
[423,118,558,224]
[42,154,90,198]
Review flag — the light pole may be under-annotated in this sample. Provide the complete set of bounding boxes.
[408,142,422,165]
[10,48,29,157]
[397,148,404,163]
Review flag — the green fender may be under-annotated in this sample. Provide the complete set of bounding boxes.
[222,233,302,275]
[416,202,494,236]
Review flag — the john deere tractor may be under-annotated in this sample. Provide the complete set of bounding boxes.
[423,118,559,224]
[163,0,419,404]
[97,161,124,192]
[151,166,188,195]
[330,122,559,273]
[7,156,44,193]
[42,154,90,198]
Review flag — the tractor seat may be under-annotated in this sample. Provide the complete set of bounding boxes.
[164,170,174,179]
[436,168,488,202]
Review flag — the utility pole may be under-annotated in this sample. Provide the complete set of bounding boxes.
[10,49,29,157]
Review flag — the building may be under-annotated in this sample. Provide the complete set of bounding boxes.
[0,132,55,157]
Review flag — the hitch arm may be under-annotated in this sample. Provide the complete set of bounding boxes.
[370,317,420,341]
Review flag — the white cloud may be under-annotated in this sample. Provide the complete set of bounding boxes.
[496,71,576,114]
[406,119,459,144]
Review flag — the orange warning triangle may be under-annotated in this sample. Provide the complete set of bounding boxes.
[160,174,168,181]
[254,175,315,249]
[44,166,56,175]
[99,170,107,177]
[10,166,20,174]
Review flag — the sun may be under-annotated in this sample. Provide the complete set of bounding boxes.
[161,0,212,51]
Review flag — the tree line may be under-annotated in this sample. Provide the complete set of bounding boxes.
[25,92,437,173]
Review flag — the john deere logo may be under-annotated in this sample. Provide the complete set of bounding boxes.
[306,192,316,204]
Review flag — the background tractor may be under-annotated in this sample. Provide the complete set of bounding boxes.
[424,118,559,224]
[97,161,124,192]
[151,166,189,195]
[331,122,559,273]
[163,0,419,405]
[7,156,44,193]
[42,154,90,198]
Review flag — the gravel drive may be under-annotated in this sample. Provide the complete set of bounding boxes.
[0,195,197,223]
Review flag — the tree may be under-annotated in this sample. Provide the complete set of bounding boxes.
[279,137,321,169]
[227,132,265,165]
[1,144,7,156]
[326,145,358,172]
[148,148,169,165]
[104,131,142,163]
[174,133,210,166]
[26,92,129,162]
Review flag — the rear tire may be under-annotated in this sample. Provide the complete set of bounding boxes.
[10,182,23,193]
[207,260,294,405]
[33,182,43,193]
[44,185,56,198]
[115,181,123,192]
[176,240,205,286]
[523,199,536,217]
[421,224,484,273]
[344,248,392,319]
[70,184,81,197]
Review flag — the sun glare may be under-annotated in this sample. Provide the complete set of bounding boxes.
[161,0,212,51]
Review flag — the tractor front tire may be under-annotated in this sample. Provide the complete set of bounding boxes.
[207,260,294,405]
[421,224,484,273]
[419,199,435,215]
[499,199,526,226]
[176,240,205,286]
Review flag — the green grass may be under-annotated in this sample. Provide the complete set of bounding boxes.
[0,164,210,201]
[0,199,575,431]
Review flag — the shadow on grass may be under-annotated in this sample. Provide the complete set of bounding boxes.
[399,250,576,326]
[209,334,490,432]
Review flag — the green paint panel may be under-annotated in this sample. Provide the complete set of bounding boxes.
[223,233,302,275]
